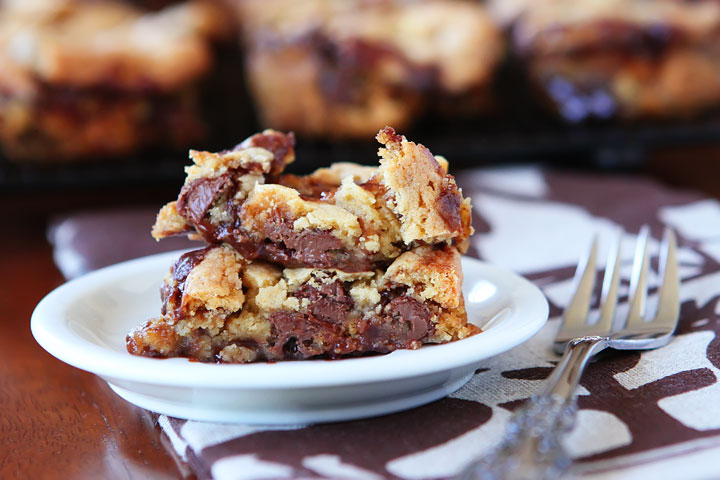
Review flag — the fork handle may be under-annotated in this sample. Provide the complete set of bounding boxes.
[457,337,608,480]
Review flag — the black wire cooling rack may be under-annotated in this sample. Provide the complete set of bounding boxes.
[3,113,720,192]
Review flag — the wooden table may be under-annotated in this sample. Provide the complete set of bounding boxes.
[0,188,190,479]
[1,157,718,479]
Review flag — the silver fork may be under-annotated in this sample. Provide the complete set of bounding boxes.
[458,226,680,480]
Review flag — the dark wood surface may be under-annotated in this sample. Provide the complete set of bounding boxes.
[1,157,718,479]
[0,190,190,480]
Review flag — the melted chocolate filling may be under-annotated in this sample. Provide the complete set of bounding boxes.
[385,296,432,340]
[269,311,343,360]
[267,281,434,360]
[176,170,377,271]
[138,270,437,362]
[172,136,462,272]
[294,280,355,324]
[255,215,374,271]
[356,293,432,354]
[176,174,231,224]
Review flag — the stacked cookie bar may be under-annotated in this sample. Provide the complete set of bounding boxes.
[234,0,503,138]
[126,127,479,363]
[0,0,229,162]
[492,0,720,122]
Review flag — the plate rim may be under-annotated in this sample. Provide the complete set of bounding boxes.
[31,249,549,389]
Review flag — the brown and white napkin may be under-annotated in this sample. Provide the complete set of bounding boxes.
[50,168,720,479]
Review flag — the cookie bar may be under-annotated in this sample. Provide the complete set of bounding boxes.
[234,0,502,137]
[0,0,230,161]
[152,127,473,272]
[126,244,478,362]
[505,0,720,121]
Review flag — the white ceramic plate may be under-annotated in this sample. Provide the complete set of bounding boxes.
[32,250,548,424]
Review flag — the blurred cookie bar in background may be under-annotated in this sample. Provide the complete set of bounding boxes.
[0,0,232,162]
[499,0,720,122]
[232,0,503,138]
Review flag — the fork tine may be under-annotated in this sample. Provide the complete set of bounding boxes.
[562,235,598,329]
[625,226,651,327]
[596,233,622,332]
[652,227,680,331]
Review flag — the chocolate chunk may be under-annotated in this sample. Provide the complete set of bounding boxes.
[258,216,374,271]
[437,182,462,232]
[238,131,295,176]
[172,248,209,284]
[386,296,431,341]
[176,174,231,224]
[179,330,215,362]
[255,241,292,264]
[360,295,432,352]
[295,280,354,324]
[223,290,434,361]
[282,337,300,358]
[269,280,357,360]
[284,228,344,254]
[269,311,342,359]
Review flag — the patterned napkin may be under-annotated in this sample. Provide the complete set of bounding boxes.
[50,168,720,479]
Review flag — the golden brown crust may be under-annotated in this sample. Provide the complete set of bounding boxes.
[376,126,473,245]
[126,317,182,358]
[241,184,364,247]
[152,202,189,239]
[384,245,463,309]
[181,246,246,318]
